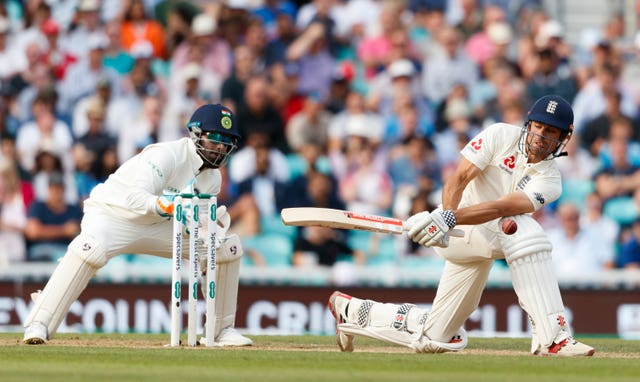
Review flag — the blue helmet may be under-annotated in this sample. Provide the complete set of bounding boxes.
[526,95,574,132]
[187,103,241,139]
[521,95,574,159]
[187,104,241,168]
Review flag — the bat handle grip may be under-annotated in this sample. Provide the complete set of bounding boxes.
[402,223,465,238]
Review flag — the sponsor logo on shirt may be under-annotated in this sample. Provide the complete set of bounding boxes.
[498,154,516,174]
[470,138,483,151]
[534,192,545,205]
[503,155,515,169]
[516,175,531,190]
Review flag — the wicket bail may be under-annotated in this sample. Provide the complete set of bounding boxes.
[170,193,217,347]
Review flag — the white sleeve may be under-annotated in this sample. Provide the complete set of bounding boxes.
[115,145,178,215]
[460,124,499,170]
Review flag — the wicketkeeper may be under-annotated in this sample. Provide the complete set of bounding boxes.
[23,104,252,346]
[329,95,595,356]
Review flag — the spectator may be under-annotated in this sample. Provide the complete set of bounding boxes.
[582,90,640,157]
[75,95,117,181]
[555,133,598,209]
[355,1,405,79]
[463,4,506,66]
[548,202,616,277]
[252,0,297,42]
[234,144,289,231]
[285,91,331,153]
[59,32,121,114]
[0,15,26,81]
[596,117,640,169]
[229,130,289,185]
[292,225,365,267]
[25,171,82,261]
[367,58,432,121]
[327,90,382,152]
[31,150,77,205]
[221,44,259,112]
[454,0,483,40]
[0,157,27,265]
[286,158,343,209]
[262,10,297,68]
[119,41,166,99]
[286,21,334,98]
[324,61,354,114]
[117,94,166,163]
[421,25,478,105]
[120,0,166,60]
[572,63,636,133]
[16,97,73,174]
[102,19,135,75]
[388,134,440,219]
[338,140,393,216]
[243,17,268,71]
[235,75,288,153]
[40,18,77,81]
[328,114,386,181]
[171,12,231,90]
[525,48,577,106]
[61,0,105,60]
[382,91,434,148]
[70,143,99,204]
[581,192,620,255]
[71,77,117,138]
[593,121,640,199]
[164,63,210,139]
[618,218,640,269]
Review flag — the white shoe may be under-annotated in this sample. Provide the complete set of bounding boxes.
[328,291,355,352]
[534,337,595,357]
[212,327,253,347]
[23,322,48,345]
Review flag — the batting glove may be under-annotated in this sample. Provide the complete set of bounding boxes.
[406,208,457,248]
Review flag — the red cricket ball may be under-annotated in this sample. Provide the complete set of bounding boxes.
[501,218,517,235]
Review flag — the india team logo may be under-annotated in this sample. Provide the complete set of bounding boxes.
[546,100,558,114]
[221,110,233,129]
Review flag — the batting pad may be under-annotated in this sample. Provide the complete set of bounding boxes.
[509,251,568,347]
[344,297,428,335]
[24,234,108,338]
[209,234,243,337]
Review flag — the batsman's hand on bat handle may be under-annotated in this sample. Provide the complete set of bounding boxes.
[406,208,458,248]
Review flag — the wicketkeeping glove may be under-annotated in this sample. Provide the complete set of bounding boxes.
[214,205,230,249]
[406,208,457,248]
[155,194,176,218]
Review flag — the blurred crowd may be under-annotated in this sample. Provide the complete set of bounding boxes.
[1,0,640,277]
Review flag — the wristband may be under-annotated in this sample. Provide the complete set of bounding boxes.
[441,209,457,229]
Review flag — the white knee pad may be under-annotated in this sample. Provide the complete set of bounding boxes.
[199,234,243,337]
[499,215,568,348]
[24,234,108,338]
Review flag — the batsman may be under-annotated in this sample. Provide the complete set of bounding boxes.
[329,95,595,356]
[23,104,252,347]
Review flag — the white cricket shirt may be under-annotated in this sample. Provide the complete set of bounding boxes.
[459,123,562,212]
[84,138,221,223]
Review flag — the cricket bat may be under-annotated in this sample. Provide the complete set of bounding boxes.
[280,207,464,237]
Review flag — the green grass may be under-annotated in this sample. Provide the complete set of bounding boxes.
[1,334,639,382]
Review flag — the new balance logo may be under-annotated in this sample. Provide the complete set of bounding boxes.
[546,100,558,114]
